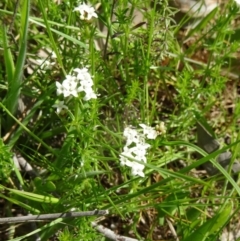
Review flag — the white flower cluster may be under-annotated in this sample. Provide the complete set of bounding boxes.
[73,3,98,21]
[53,67,97,114]
[236,0,240,5]
[56,68,97,100]
[120,124,161,177]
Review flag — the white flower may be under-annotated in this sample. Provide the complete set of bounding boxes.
[78,81,97,101]
[73,3,98,21]
[56,75,78,98]
[73,68,97,100]
[120,124,157,177]
[123,127,138,138]
[131,163,145,177]
[80,77,94,88]
[63,75,78,85]
[62,75,78,97]
[139,124,158,139]
[131,143,150,159]
[120,147,134,167]
[235,0,240,5]
[83,89,97,101]
[77,81,94,93]
[123,126,143,146]
[55,68,97,101]
[53,101,68,114]
[120,127,150,177]
[120,146,146,177]
[74,68,93,83]
[56,81,66,96]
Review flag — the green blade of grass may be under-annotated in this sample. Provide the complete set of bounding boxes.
[10,156,24,186]
[0,102,56,155]
[2,26,15,84]
[0,9,87,49]
[8,217,64,241]
[0,185,59,204]
[183,203,232,241]
[162,140,240,196]
[38,0,65,75]
[186,7,218,38]
[4,0,29,121]
[0,193,40,214]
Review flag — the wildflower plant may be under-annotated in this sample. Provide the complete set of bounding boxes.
[53,67,97,113]
[120,124,162,177]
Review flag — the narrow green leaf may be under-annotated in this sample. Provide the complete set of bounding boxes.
[0,8,87,49]
[2,26,15,83]
[4,0,30,121]
[183,204,232,241]
[0,193,40,214]
[9,217,63,241]
[157,191,189,217]
[187,7,218,38]
[5,187,59,204]
[161,140,240,196]
[209,203,232,234]
[0,102,57,156]
[10,157,24,186]
[38,0,65,74]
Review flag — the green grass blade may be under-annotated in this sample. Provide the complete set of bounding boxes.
[183,203,232,241]
[0,102,56,155]
[162,140,240,196]
[10,156,24,186]
[4,0,30,118]
[0,9,87,49]
[38,0,65,74]
[2,26,15,84]
[8,218,64,241]
[187,7,218,38]
[0,193,40,214]
[1,185,59,204]
[29,18,88,49]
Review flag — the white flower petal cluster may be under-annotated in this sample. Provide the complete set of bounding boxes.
[120,124,159,177]
[55,67,97,100]
[74,68,97,100]
[235,0,240,5]
[73,3,98,21]
[139,124,158,139]
[52,101,68,114]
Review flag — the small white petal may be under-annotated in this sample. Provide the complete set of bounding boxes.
[73,3,98,21]
[131,163,145,177]
[56,81,65,96]
[83,89,97,101]
[139,123,158,139]
[53,101,68,114]
[123,126,142,146]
